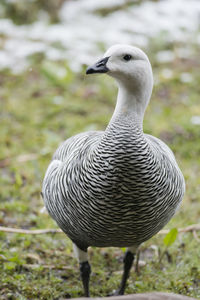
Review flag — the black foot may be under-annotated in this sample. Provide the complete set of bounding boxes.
[117,251,135,295]
[80,261,91,297]
[108,251,135,297]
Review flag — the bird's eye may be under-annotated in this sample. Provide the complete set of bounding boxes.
[123,54,132,61]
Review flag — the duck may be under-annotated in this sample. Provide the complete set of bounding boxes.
[42,44,185,296]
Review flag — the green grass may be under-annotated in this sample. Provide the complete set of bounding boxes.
[0,44,200,299]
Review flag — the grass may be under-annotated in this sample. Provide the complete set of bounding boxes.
[0,42,200,299]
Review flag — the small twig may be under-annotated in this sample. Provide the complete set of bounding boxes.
[23,264,71,270]
[135,249,140,275]
[0,226,62,234]
[0,224,199,235]
[193,230,200,242]
[158,224,200,234]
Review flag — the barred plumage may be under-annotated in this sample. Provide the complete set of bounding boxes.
[42,44,185,296]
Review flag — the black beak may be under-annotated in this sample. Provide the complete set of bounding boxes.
[86,56,110,74]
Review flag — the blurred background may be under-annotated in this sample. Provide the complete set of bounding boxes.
[0,0,200,299]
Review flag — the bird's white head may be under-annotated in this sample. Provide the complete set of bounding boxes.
[86,44,154,122]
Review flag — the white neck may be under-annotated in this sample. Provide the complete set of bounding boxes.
[110,80,152,130]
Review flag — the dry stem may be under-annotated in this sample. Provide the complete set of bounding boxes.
[0,224,199,235]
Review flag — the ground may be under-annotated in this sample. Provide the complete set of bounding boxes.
[0,39,200,299]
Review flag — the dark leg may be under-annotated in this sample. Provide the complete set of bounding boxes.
[115,250,135,295]
[73,243,91,297]
[80,261,91,297]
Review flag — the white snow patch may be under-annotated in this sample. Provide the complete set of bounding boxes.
[161,68,174,79]
[156,50,175,63]
[180,73,193,83]
[1,0,200,72]
[191,116,200,125]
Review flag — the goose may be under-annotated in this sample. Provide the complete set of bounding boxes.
[42,44,185,297]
